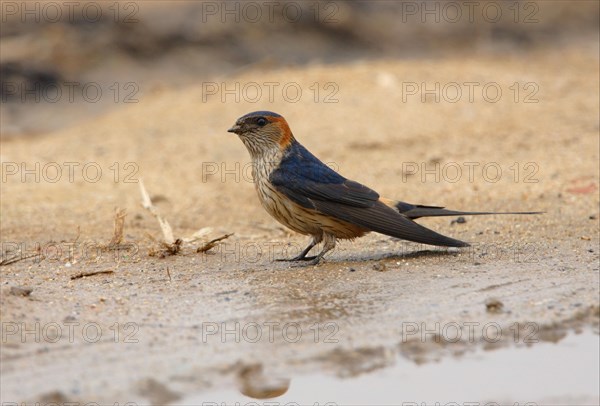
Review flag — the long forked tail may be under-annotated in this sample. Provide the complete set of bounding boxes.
[392,201,544,220]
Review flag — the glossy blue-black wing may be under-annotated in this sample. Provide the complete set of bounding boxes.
[269,143,469,247]
[270,143,379,209]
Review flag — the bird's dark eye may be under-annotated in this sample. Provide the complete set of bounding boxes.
[257,117,267,126]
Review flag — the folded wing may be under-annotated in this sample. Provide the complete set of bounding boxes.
[270,144,469,247]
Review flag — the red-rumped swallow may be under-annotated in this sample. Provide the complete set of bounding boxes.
[228,111,540,264]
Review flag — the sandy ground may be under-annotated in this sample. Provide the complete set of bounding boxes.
[1,43,599,403]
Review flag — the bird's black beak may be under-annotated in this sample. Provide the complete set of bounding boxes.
[227,124,241,134]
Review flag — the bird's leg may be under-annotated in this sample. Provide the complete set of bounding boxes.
[303,234,336,265]
[276,235,322,261]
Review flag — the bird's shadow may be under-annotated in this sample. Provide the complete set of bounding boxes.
[329,248,461,265]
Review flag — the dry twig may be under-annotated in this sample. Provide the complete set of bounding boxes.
[139,179,175,244]
[0,251,41,266]
[139,179,232,257]
[70,270,114,280]
[197,233,234,253]
[106,208,127,248]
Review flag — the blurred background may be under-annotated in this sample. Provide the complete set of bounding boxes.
[1,0,598,136]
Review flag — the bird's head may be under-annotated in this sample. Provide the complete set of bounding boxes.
[228,111,294,157]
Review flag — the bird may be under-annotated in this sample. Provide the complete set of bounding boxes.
[227,111,540,264]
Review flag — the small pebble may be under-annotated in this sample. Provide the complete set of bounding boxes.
[9,286,32,297]
[485,298,504,313]
[450,216,467,225]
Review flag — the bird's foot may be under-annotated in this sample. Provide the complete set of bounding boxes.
[304,256,321,266]
[287,256,322,267]
[275,255,317,262]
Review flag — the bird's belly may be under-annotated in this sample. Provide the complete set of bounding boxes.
[255,181,319,235]
[255,180,367,239]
